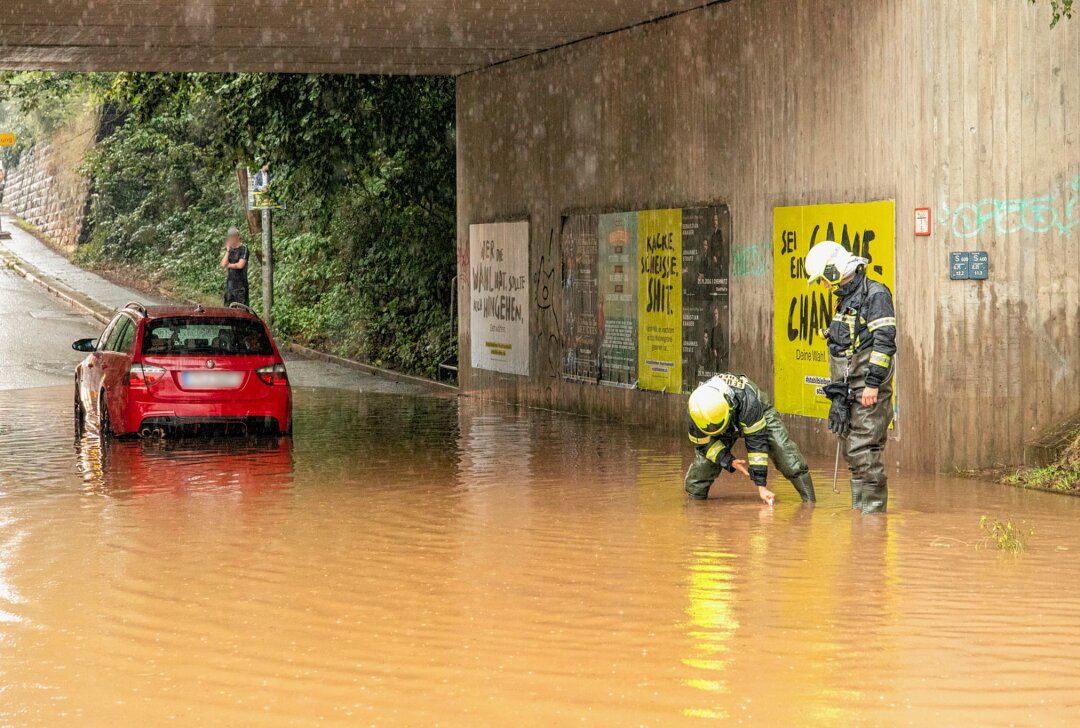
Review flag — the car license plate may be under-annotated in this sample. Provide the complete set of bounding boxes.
[180,371,244,390]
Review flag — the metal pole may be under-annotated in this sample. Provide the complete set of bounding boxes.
[261,207,273,330]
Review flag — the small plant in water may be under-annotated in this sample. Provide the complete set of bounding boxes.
[978,516,1032,553]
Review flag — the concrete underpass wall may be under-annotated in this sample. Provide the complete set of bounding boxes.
[2,107,99,252]
[455,0,1080,471]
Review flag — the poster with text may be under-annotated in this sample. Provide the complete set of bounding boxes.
[598,212,638,386]
[470,221,531,376]
[772,200,896,418]
[561,214,600,382]
[637,209,683,393]
[681,206,731,392]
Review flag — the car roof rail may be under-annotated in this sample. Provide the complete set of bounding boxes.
[228,302,258,316]
[123,301,147,316]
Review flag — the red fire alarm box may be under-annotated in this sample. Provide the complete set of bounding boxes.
[914,208,932,236]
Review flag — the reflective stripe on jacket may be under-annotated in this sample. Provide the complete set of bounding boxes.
[826,269,896,389]
[687,373,771,487]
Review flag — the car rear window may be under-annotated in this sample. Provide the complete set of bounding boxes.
[142,317,274,356]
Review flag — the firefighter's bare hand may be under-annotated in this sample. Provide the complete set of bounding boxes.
[861,387,879,407]
[757,486,776,506]
[732,459,749,477]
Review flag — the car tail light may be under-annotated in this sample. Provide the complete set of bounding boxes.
[256,363,289,386]
[129,363,166,387]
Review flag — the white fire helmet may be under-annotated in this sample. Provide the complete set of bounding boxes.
[805,241,867,287]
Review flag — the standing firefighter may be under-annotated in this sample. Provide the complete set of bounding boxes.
[806,241,897,513]
[685,373,817,505]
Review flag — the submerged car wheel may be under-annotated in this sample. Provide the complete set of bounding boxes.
[98,391,113,438]
[74,379,85,434]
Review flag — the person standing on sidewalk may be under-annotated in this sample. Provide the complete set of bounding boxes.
[220,226,249,306]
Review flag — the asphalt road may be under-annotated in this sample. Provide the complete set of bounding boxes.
[0,266,100,391]
[0,263,436,396]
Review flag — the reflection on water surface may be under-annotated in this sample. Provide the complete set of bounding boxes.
[1,386,1078,725]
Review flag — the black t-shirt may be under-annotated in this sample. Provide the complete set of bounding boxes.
[227,245,249,291]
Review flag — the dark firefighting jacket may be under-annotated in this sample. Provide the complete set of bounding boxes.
[826,269,897,389]
[687,373,771,487]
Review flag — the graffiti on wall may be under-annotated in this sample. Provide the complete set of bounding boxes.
[534,227,562,379]
[939,173,1080,239]
[561,206,730,394]
[731,242,768,278]
[772,201,896,420]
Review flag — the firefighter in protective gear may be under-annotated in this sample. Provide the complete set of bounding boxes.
[806,241,897,514]
[685,373,816,505]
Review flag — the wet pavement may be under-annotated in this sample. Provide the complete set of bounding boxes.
[0,214,168,311]
[3,248,1080,725]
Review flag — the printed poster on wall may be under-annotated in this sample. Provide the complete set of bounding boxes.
[772,200,896,419]
[637,209,683,393]
[598,212,638,386]
[470,221,530,376]
[562,214,600,382]
[681,206,731,392]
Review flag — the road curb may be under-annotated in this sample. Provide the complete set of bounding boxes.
[0,233,459,395]
[287,343,460,394]
[0,248,112,325]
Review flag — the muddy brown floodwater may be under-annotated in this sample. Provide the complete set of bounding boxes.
[2,385,1080,726]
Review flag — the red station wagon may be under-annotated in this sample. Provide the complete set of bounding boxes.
[73,303,292,437]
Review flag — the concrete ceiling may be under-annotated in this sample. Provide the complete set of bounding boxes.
[0,1,722,76]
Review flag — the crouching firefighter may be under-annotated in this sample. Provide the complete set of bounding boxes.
[684,373,816,505]
[805,241,897,514]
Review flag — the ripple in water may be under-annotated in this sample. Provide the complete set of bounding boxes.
[0,386,1079,725]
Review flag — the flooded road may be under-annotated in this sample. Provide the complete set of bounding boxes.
[2,385,1080,726]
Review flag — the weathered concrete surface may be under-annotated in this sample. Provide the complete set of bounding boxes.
[0,0,727,75]
[455,0,1080,472]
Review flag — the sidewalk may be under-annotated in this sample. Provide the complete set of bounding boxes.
[0,215,168,313]
[0,214,455,396]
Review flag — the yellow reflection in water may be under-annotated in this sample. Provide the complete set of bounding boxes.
[682,548,738,719]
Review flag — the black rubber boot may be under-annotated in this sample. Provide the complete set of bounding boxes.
[790,472,816,503]
[860,479,888,514]
[850,479,864,510]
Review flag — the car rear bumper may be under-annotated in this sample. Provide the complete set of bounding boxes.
[119,388,292,435]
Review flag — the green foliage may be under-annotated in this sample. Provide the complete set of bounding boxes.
[82,109,247,303]
[0,72,109,165]
[978,516,1032,553]
[7,71,457,378]
[1000,431,1080,493]
[1028,0,1075,27]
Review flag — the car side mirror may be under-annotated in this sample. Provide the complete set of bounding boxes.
[72,338,97,352]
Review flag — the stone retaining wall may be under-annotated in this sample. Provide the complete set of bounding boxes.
[2,108,100,253]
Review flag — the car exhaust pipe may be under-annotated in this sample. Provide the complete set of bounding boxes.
[152,427,166,439]
[139,427,153,438]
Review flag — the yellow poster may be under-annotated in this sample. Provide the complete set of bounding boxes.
[772,201,896,418]
[637,209,683,392]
